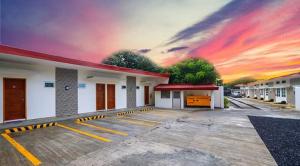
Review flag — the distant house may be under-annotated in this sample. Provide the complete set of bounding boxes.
[241,73,300,110]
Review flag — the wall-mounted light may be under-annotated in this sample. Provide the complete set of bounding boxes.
[86,76,94,79]
[122,85,126,89]
[136,86,140,89]
[65,85,71,91]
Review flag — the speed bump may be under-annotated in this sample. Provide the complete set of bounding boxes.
[4,122,57,134]
[139,107,154,112]
[76,115,105,122]
[116,110,136,116]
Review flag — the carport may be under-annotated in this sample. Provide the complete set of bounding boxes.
[154,84,221,110]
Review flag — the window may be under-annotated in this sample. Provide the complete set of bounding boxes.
[276,88,281,97]
[161,91,170,98]
[276,81,280,84]
[266,89,269,96]
[281,88,286,97]
[173,91,181,98]
[282,80,286,84]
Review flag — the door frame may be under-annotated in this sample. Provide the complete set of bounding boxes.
[107,84,115,110]
[144,86,149,105]
[96,83,106,111]
[3,78,27,122]
[172,91,181,109]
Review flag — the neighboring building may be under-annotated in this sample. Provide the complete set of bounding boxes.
[0,45,169,123]
[154,84,224,109]
[243,72,300,108]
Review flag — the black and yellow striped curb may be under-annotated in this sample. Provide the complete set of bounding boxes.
[4,122,57,134]
[117,110,135,116]
[139,107,154,112]
[76,115,105,122]
[117,107,155,116]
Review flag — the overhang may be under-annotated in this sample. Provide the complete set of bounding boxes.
[0,45,169,78]
[154,84,219,91]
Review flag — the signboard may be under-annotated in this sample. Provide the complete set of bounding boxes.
[44,82,54,88]
[78,83,86,88]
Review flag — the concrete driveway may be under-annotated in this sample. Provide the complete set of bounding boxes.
[2,107,296,166]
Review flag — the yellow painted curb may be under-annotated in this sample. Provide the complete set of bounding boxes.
[1,133,41,166]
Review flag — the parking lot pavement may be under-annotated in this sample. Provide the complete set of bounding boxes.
[3,108,296,165]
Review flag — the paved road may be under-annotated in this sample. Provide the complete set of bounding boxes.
[2,106,300,166]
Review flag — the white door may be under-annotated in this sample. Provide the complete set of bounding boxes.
[172,91,181,109]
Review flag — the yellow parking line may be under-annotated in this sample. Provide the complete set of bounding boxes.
[56,124,111,142]
[122,117,160,124]
[118,119,156,127]
[1,133,41,166]
[76,122,128,136]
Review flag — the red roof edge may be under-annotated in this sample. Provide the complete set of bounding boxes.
[154,84,219,91]
[0,45,169,78]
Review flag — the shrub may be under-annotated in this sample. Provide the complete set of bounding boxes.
[224,97,229,108]
[280,101,287,104]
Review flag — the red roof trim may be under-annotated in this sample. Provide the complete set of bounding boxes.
[154,84,219,91]
[0,45,169,78]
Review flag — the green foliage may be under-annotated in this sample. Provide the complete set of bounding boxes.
[224,97,229,108]
[225,77,256,88]
[167,58,219,84]
[102,50,163,73]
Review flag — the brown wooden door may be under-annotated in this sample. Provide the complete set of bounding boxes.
[144,86,149,105]
[4,78,26,121]
[107,84,115,109]
[96,84,105,110]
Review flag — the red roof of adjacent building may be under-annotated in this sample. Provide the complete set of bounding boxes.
[154,84,219,91]
[0,45,169,78]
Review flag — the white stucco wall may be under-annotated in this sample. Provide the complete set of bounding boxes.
[295,87,300,111]
[0,64,56,123]
[155,91,172,108]
[214,86,224,108]
[0,78,2,123]
[78,70,127,114]
[155,89,222,109]
[136,77,144,107]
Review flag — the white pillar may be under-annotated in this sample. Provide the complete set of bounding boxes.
[296,87,300,111]
[180,91,184,109]
[210,91,215,110]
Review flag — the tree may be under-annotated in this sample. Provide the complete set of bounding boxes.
[167,58,219,84]
[102,50,163,73]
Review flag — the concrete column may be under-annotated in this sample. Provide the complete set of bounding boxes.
[180,91,184,109]
[126,76,136,108]
[269,88,275,101]
[55,68,78,116]
[295,87,300,111]
[287,87,295,105]
[210,91,215,110]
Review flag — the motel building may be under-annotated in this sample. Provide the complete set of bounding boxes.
[240,73,300,110]
[0,45,224,124]
[0,45,169,123]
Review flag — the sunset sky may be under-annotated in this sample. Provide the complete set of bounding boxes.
[1,0,300,82]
